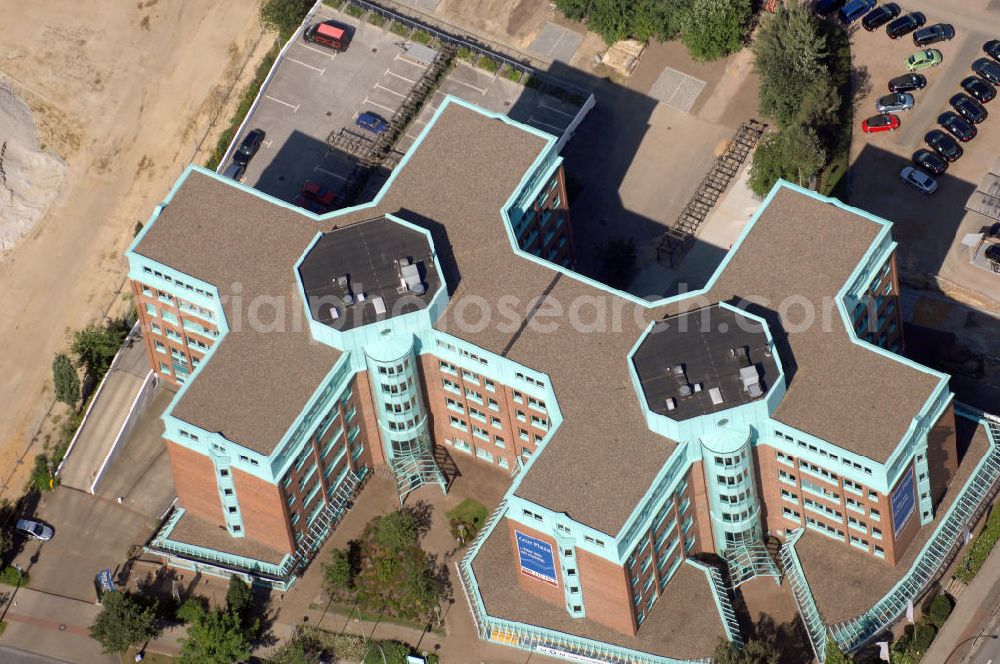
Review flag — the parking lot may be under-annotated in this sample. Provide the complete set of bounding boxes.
[227,5,585,210]
[846,0,1000,306]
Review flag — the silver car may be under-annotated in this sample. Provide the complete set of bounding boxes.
[876,92,915,113]
[900,166,938,194]
[16,518,54,541]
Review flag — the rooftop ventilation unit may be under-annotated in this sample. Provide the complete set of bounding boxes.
[336,274,355,305]
[709,387,724,405]
[740,365,764,399]
[678,384,693,398]
[398,257,426,295]
[671,364,685,377]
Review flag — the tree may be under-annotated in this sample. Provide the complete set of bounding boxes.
[680,0,751,62]
[712,637,780,664]
[323,548,354,596]
[375,510,418,552]
[748,125,826,196]
[825,638,855,664]
[259,0,312,41]
[633,0,693,41]
[752,3,830,127]
[225,576,254,626]
[71,321,128,380]
[52,353,80,409]
[179,609,252,664]
[554,0,692,43]
[88,591,160,654]
[926,593,954,628]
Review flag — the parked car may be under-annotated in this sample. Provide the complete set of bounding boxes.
[962,75,997,103]
[16,518,53,541]
[887,12,926,39]
[888,73,926,92]
[985,40,1000,61]
[912,149,948,175]
[862,113,901,133]
[900,166,938,194]
[938,111,977,142]
[303,20,352,52]
[875,92,915,113]
[816,0,847,16]
[355,111,390,134]
[906,49,943,71]
[294,181,337,214]
[862,3,899,30]
[986,244,1000,267]
[950,93,989,123]
[913,23,955,46]
[925,129,963,161]
[221,162,245,182]
[839,0,876,24]
[973,57,1000,84]
[232,128,265,166]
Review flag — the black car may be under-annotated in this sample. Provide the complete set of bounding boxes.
[925,129,963,161]
[913,23,955,46]
[961,75,997,103]
[986,244,1000,267]
[886,12,926,39]
[912,149,948,175]
[863,3,900,31]
[233,128,266,166]
[950,93,989,123]
[888,73,927,92]
[938,111,977,142]
[985,40,1000,61]
[815,0,846,16]
[973,58,1000,85]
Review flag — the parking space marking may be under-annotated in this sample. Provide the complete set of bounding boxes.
[262,140,273,148]
[286,56,326,75]
[449,77,487,95]
[297,43,339,59]
[538,101,576,119]
[314,166,350,181]
[385,69,418,85]
[528,115,563,132]
[374,82,407,98]
[363,97,397,114]
[265,95,300,112]
[396,53,429,68]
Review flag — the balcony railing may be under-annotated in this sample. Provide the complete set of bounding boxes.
[780,528,827,659]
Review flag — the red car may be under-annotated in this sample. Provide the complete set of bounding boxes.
[294,182,337,213]
[862,114,901,133]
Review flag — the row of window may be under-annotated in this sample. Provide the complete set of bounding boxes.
[140,266,213,298]
[774,432,874,476]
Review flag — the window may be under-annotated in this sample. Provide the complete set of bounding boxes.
[219,469,229,477]
[488,398,500,412]
[484,379,496,392]
[494,435,505,448]
[491,416,502,429]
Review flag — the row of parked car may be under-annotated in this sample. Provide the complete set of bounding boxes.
[902,40,1000,194]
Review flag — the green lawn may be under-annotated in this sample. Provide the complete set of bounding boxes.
[447,498,489,541]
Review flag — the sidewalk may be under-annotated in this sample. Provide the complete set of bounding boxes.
[0,587,115,664]
[923,544,1000,663]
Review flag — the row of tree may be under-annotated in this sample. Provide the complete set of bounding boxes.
[52,316,133,411]
[89,575,259,663]
[748,3,849,195]
[555,0,752,61]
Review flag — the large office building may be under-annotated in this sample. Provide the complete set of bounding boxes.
[128,98,1000,663]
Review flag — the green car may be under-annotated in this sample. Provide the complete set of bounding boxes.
[906,49,943,72]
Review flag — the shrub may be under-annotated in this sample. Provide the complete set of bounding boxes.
[345,3,365,18]
[477,57,500,73]
[926,593,954,628]
[323,0,344,7]
[389,21,410,37]
[456,46,473,61]
[412,29,432,45]
[53,353,81,409]
[259,0,312,42]
[367,13,386,27]
[956,506,1000,583]
[500,65,522,82]
[0,566,28,586]
[679,0,751,62]
[911,622,936,654]
[525,75,543,90]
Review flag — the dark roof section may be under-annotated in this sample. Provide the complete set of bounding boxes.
[632,305,781,420]
[298,216,440,330]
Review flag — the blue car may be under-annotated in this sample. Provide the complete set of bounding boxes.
[355,111,389,134]
[839,0,876,24]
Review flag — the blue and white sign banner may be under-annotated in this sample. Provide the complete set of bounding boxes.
[96,568,116,594]
[891,466,916,538]
[515,529,558,587]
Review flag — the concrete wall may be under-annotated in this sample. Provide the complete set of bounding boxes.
[165,440,225,528]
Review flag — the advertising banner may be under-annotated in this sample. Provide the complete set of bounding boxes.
[515,529,558,587]
[891,466,916,538]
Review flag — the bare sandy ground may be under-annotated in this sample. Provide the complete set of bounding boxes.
[0,0,265,497]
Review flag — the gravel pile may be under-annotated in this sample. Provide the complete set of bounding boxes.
[0,78,66,255]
